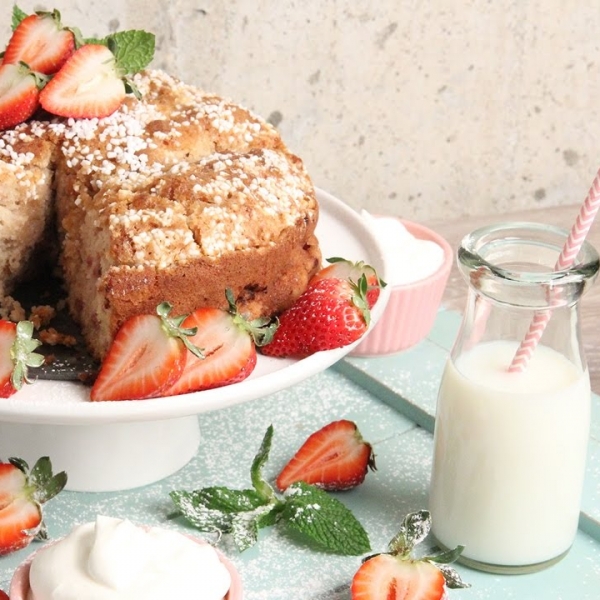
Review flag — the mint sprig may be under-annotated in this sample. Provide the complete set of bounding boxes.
[170,425,371,555]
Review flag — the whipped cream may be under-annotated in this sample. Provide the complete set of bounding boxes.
[27,516,231,600]
[362,210,445,285]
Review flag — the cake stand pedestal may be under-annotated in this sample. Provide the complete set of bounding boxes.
[0,416,200,492]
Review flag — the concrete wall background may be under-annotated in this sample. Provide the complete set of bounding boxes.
[4,1,600,221]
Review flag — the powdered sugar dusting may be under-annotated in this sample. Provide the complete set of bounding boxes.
[2,346,600,598]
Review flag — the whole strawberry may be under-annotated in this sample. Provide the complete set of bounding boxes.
[0,456,67,555]
[261,274,373,358]
[351,510,469,600]
[276,420,376,492]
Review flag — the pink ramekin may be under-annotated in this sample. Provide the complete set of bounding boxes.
[351,218,453,357]
[10,533,242,600]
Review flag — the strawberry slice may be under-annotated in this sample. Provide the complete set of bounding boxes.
[276,420,376,492]
[0,457,67,556]
[0,63,45,131]
[2,10,75,75]
[164,289,278,396]
[39,43,127,119]
[311,257,386,308]
[90,302,202,401]
[261,274,374,358]
[351,555,446,600]
[351,510,470,600]
[0,320,44,397]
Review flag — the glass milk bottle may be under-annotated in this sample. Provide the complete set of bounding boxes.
[428,222,599,574]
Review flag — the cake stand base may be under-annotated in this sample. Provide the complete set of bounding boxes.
[0,416,200,492]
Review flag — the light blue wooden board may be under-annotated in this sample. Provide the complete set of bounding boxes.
[2,309,600,599]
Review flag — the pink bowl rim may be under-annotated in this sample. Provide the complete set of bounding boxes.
[10,530,242,600]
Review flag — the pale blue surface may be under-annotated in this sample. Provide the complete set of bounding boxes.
[1,308,599,599]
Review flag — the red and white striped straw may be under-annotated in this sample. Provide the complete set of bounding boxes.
[509,168,600,372]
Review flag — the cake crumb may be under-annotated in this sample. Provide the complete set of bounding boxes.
[39,327,77,347]
[30,304,57,329]
[0,296,26,321]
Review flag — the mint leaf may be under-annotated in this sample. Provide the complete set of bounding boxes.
[106,30,155,74]
[282,482,371,555]
[230,503,281,552]
[169,490,235,532]
[231,512,260,552]
[12,5,28,30]
[251,424,276,501]
[188,487,267,513]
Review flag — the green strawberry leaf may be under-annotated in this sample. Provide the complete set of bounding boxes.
[8,456,29,473]
[388,509,431,557]
[12,5,28,30]
[34,520,49,542]
[251,424,276,501]
[281,482,371,555]
[423,544,465,565]
[29,456,67,504]
[435,562,471,589]
[10,320,44,390]
[106,30,155,74]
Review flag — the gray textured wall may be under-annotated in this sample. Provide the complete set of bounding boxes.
[4,1,600,221]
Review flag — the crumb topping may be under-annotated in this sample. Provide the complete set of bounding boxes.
[1,68,317,272]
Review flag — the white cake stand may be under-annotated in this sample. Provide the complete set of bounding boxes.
[0,189,390,492]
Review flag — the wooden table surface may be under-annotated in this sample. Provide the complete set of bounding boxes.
[428,204,600,395]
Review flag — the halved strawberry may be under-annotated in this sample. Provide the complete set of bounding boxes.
[2,10,75,75]
[0,63,45,130]
[90,302,202,401]
[0,320,44,397]
[261,274,372,358]
[351,510,469,600]
[0,588,8,600]
[164,289,277,396]
[0,456,67,556]
[276,420,376,492]
[352,555,446,600]
[311,257,386,308]
[39,43,126,119]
